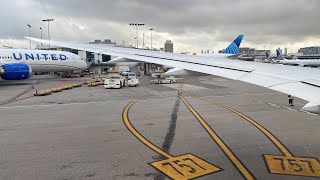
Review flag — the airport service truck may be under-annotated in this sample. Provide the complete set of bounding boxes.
[150,76,182,84]
[104,75,125,89]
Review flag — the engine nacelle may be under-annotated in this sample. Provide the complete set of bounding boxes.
[0,63,32,80]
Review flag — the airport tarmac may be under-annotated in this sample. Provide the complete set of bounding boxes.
[0,75,319,180]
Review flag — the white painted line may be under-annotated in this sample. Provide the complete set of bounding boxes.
[0,92,285,110]
[256,101,319,116]
[161,84,208,90]
[0,97,179,110]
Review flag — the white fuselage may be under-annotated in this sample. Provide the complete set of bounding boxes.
[277,59,320,67]
[0,49,87,72]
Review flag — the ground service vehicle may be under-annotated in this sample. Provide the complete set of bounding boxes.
[166,76,183,83]
[151,76,182,84]
[104,75,125,89]
[127,72,137,80]
[128,78,139,87]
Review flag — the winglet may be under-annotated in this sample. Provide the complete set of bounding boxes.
[223,35,244,54]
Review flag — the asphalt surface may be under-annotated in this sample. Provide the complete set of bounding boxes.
[0,75,319,180]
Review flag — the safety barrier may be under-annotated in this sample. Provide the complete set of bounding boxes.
[85,80,104,87]
[33,83,83,96]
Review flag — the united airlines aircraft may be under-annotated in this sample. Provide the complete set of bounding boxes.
[272,49,320,67]
[0,49,87,80]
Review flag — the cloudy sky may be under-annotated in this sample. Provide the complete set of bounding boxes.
[1,0,320,54]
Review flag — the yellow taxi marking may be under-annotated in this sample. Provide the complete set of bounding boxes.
[123,100,172,159]
[178,79,184,94]
[179,95,255,180]
[150,154,222,180]
[264,155,320,177]
[197,97,293,157]
[194,96,320,177]
[122,97,222,179]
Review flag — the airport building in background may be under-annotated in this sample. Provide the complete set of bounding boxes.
[164,40,173,53]
[284,48,288,55]
[89,39,116,45]
[298,46,320,55]
[238,47,269,56]
[218,47,270,61]
[201,50,213,54]
[38,39,122,74]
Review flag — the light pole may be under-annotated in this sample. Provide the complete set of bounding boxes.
[42,18,54,40]
[40,27,43,46]
[42,18,54,49]
[134,37,137,48]
[129,23,145,48]
[142,33,145,49]
[27,24,31,49]
[40,27,42,39]
[149,28,154,50]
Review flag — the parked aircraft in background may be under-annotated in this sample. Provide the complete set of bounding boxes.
[0,49,87,80]
[27,35,320,113]
[272,49,320,67]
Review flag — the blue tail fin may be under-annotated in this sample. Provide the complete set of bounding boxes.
[223,35,244,54]
[266,51,270,58]
[276,49,281,58]
[276,49,284,60]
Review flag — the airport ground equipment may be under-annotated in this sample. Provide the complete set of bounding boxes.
[166,76,183,83]
[104,78,122,89]
[104,75,125,89]
[128,78,139,87]
[150,76,182,84]
[34,89,52,96]
[34,82,83,96]
[120,70,130,76]
[127,72,137,80]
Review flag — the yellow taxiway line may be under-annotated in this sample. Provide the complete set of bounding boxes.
[122,96,223,179]
[193,96,320,177]
[179,95,255,180]
[195,96,293,157]
[122,99,173,159]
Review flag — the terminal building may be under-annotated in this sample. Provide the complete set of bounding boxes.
[298,46,320,55]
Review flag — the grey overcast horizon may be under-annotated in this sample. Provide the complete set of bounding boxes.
[1,0,319,54]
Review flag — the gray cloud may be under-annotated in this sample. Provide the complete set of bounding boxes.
[1,0,320,53]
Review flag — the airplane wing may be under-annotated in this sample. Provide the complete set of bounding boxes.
[26,36,320,113]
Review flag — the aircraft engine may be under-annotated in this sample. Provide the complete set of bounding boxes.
[0,63,32,80]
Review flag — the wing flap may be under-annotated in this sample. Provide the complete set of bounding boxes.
[271,82,320,104]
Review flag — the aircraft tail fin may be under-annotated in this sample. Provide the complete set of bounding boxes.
[223,35,244,54]
[276,49,284,60]
[266,51,270,59]
[266,51,276,63]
